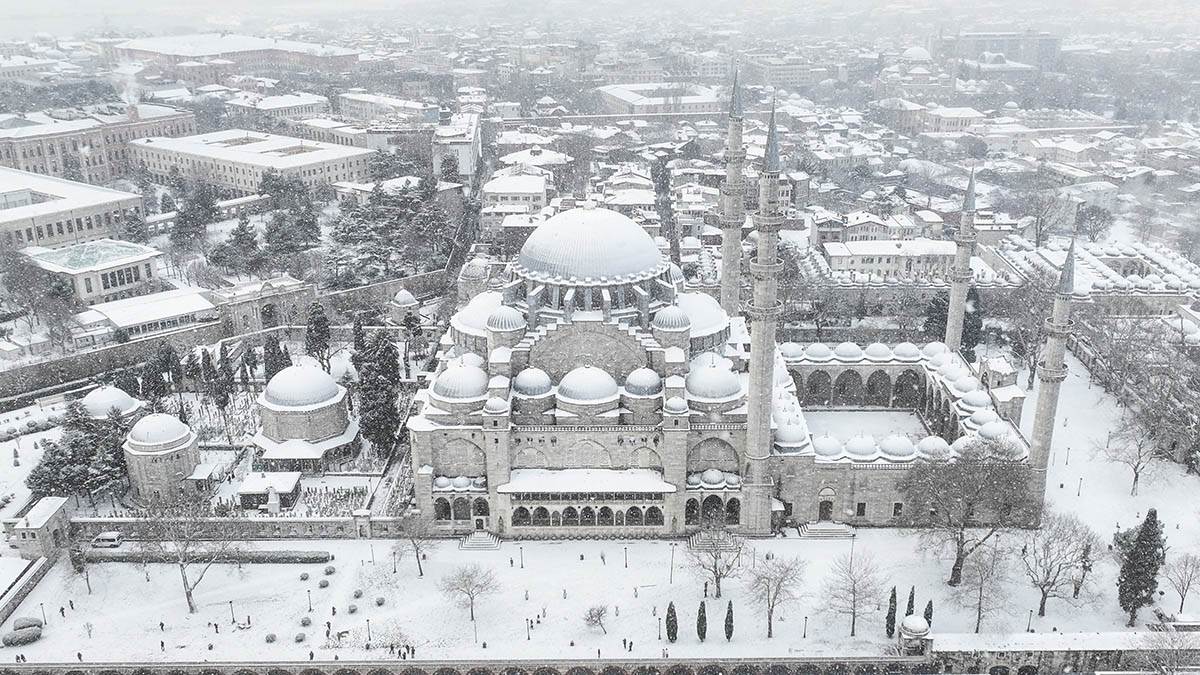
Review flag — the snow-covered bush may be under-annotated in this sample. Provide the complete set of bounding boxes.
[265,633,277,643]
[300,572,310,581]
[353,589,363,599]
[318,579,329,588]
[300,617,311,627]
[12,617,42,630]
[348,604,357,614]
[2,627,41,646]
[375,597,385,606]
[294,633,305,642]
[324,565,336,575]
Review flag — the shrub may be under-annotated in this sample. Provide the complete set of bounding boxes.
[318,579,329,588]
[300,572,310,581]
[324,565,336,575]
[264,633,277,643]
[348,604,358,614]
[12,617,42,630]
[2,626,41,646]
[25,421,37,430]
[353,589,363,599]
[300,617,312,627]
[87,550,332,564]
[375,597,385,606]
[295,633,306,643]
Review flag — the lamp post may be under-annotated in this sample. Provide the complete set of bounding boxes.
[40,603,46,624]
[367,618,372,642]
[658,616,662,640]
[803,615,808,638]
[669,542,677,584]
[393,549,397,573]
[1027,609,1034,631]
[520,545,524,568]
[229,600,235,624]
[307,590,312,612]
[624,546,628,569]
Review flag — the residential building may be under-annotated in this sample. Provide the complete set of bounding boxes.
[823,238,957,278]
[114,34,360,73]
[596,83,723,115]
[226,92,329,121]
[432,112,482,180]
[0,54,58,80]
[338,93,438,123]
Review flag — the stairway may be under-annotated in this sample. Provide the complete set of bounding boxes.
[797,521,857,540]
[459,531,502,550]
[687,529,742,552]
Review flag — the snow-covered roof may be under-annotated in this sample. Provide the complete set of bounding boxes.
[255,419,359,460]
[117,34,358,58]
[14,496,67,529]
[514,203,667,286]
[262,365,341,408]
[26,239,159,274]
[498,468,677,494]
[80,289,216,329]
[237,471,302,495]
[129,129,373,170]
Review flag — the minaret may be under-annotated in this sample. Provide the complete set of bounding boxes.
[944,169,977,352]
[742,103,783,536]
[718,70,747,316]
[1029,237,1074,502]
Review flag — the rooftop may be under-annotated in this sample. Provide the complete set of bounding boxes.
[0,167,140,225]
[129,129,372,170]
[116,33,358,58]
[26,239,160,274]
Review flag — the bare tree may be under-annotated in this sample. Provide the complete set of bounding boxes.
[951,541,1011,633]
[583,605,608,634]
[138,497,242,614]
[397,513,439,577]
[1100,412,1159,496]
[1019,511,1102,616]
[898,437,1038,585]
[1165,553,1200,613]
[745,552,807,638]
[438,563,498,621]
[686,536,745,599]
[1137,627,1200,674]
[822,552,887,637]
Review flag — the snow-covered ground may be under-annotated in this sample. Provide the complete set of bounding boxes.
[0,427,58,519]
[1,351,1197,663]
[805,410,928,441]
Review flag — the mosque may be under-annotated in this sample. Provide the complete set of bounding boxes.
[406,80,1072,539]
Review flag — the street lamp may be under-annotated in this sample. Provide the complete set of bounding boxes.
[307,590,312,612]
[803,615,808,638]
[669,542,677,584]
[624,546,628,569]
[1026,609,1034,631]
[393,549,397,574]
[520,545,524,568]
[367,618,372,642]
[229,600,235,624]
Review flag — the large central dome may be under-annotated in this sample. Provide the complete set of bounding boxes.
[515,203,667,284]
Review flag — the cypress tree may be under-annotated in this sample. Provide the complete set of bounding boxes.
[1118,508,1166,626]
[305,301,332,369]
[697,600,707,642]
[263,336,286,382]
[905,586,915,616]
[885,586,897,638]
[923,600,934,626]
[666,601,678,643]
[724,600,733,642]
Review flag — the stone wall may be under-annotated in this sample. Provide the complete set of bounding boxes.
[321,270,448,321]
[0,556,49,626]
[69,515,416,541]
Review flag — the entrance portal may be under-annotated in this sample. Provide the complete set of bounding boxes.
[818,500,834,521]
[475,518,483,530]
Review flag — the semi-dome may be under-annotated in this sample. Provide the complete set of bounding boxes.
[127,413,191,449]
[558,366,619,401]
[513,367,552,396]
[81,385,140,418]
[624,368,663,396]
[652,305,692,331]
[685,364,742,400]
[676,292,728,338]
[264,365,340,407]
[664,396,689,414]
[813,435,843,458]
[432,362,490,400]
[486,305,526,332]
[833,342,864,361]
[514,204,666,284]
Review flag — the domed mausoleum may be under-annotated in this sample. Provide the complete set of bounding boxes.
[252,364,359,473]
[124,413,202,502]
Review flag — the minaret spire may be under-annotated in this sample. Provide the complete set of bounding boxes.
[718,69,747,316]
[742,102,783,536]
[944,167,977,352]
[1029,234,1076,514]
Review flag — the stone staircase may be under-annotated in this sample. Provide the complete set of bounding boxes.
[797,521,857,540]
[687,529,743,552]
[459,531,502,550]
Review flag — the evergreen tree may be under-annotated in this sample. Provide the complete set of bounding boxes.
[352,315,366,358]
[724,600,734,641]
[113,368,139,395]
[140,360,169,404]
[357,332,402,456]
[697,600,707,642]
[171,179,217,250]
[1118,508,1166,626]
[166,166,186,195]
[905,586,915,616]
[262,335,287,383]
[160,192,176,214]
[923,293,949,341]
[666,601,678,643]
[156,343,184,410]
[89,408,131,489]
[885,586,897,638]
[923,599,934,626]
[224,213,263,277]
[212,343,236,443]
[25,403,98,499]
[305,301,331,370]
[118,209,150,243]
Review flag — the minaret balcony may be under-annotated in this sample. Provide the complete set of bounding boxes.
[749,258,783,278]
[745,300,783,320]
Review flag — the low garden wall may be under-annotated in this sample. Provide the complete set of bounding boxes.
[0,557,50,626]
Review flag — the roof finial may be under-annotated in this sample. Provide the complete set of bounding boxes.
[1058,234,1076,295]
[963,167,977,214]
[764,98,780,173]
[729,68,744,119]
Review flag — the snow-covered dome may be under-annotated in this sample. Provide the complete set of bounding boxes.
[513,368,552,396]
[81,385,140,418]
[486,305,525,332]
[392,288,417,307]
[893,342,922,361]
[864,342,893,362]
[701,468,725,486]
[452,475,472,489]
[691,352,733,371]
[264,365,340,407]
[432,362,490,400]
[514,203,667,284]
[624,368,663,396]
[844,435,878,460]
[456,352,485,369]
[968,409,1000,426]
[557,366,619,401]
[961,390,992,409]
[780,342,804,359]
[813,435,843,458]
[879,434,916,460]
[775,423,806,444]
[901,46,931,62]
[978,420,1011,441]
[664,396,689,414]
[451,290,503,335]
[922,341,948,358]
[484,397,509,414]
[676,292,728,338]
[460,256,489,279]
[917,435,951,458]
[126,413,191,451]
[952,375,981,394]
[685,364,742,400]
[652,305,692,331]
[901,614,929,635]
[433,476,452,489]
[833,342,864,361]
[805,343,834,362]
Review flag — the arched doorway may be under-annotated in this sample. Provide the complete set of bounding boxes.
[532,507,550,526]
[472,498,489,516]
[580,506,596,526]
[627,506,643,526]
[725,498,740,525]
[598,506,614,526]
[893,370,923,409]
[817,487,836,521]
[832,371,864,405]
[512,507,530,526]
[562,506,579,526]
[453,498,471,521]
[865,370,892,406]
[646,506,664,526]
[685,499,700,526]
[434,498,451,520]
[805,371,832,406]
[701,495,724,528]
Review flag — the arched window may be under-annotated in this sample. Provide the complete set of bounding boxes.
[551,511,562,527]
[434,498,451,521]
[562,507,579,526]
[580,506,596,526]
[532,507,551,526]
[512,507,530,526]
[615,510,625,526]
[472,498,490,516]
[598,506,614,526]
[452,498,471,521]
[626,506,643,526]
[725,499,741,525]
[685,499,700,526]
[646,506,664,526]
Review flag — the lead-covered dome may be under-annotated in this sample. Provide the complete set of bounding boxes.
[126,413,192,451]
[432,362,490,400]
[514,203,666,284]
[486,305,526,332]
[513,367,552,396]
[557,366,619,401]
[685,364,742,400]
[81,385,141,418]
[624,368,663,396]
[652,305,691,331]
[264,365,340,407]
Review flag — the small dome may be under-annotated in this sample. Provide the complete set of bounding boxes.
[127,413,191,448]
[513,368,552,396]
[701,468,725,486]
[455,352,486,369]
[484,397,509,414]
[665,396,689,414]
[775,423,806,444]
[452,476,472,489]
[432,363,490,399]
[558,366,619,402]
[486,305,525,332]
[844,435,877,460]
[652,305,692,331]
[952,375,981,394]
[813,435,842,458]
[917,436,951,458]
[879,434,916,460]
[922,341,948,358]
[901,46,931,61]
[686,473,702,487]
[624,368,663,396]
[472,477,487,488]
[460,257,489,279]
[433,476,452,488]
[978,420,1011,441]
[961,390,992,408]
[691,352,733,370]
[864,342,893,361]
[805,343,834,362]
[901,614,929,635]
[392,288,417,307]
[968,409,1000,426]
[893,342,922,361]
[833,342,864,361]
[264,365,340,407]
[780,342,804,359]
[685,364,742,400]
[81,385,139,418]
[951,435,975,453]
[725,473,741,486]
